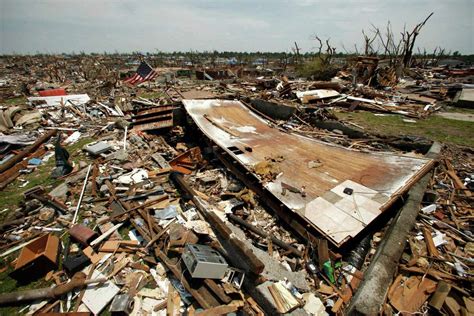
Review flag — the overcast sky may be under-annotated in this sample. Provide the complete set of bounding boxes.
[1,0,472,54]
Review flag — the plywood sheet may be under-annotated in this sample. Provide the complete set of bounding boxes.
[183,99,433,246]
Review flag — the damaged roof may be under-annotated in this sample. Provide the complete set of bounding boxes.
[183,99,434,246]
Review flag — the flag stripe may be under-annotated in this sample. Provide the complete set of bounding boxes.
[123,61,157,85]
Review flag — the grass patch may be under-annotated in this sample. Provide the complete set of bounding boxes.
[0,137,94,218]
[445,106,474,115]
[0,136,95,313]
[337,111,474,147]
[0,262,53,315]
[3,97,27,105]
[137,91,165,99]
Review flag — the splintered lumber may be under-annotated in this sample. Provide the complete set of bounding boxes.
[423,227,440,257]
[99,240,141,252]
[204,279,232,304]
[246,297,265,316]
[195,303,241,316]
[268,282,300,314]
[0,147,46,190]
[90,223,123,247]
[0,129,57,174]
[145,219,175,248]
[97,194,169,224]
[227,214,303,257]
[331,298,344,314]
[398,265,459,281]
[170,172,265,275]
[167,282,181,316]
[445,159,472,197]
[155,249,220,309]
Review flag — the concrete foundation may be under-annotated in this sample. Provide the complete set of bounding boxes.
[347,142,440,315]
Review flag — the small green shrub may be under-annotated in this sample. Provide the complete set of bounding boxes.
[297,58,339,80]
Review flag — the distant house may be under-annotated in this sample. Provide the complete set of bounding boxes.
[227,57,238,65]
[252,58,267,66]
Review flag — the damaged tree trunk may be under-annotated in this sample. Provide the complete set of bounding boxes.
[402,12,434,67]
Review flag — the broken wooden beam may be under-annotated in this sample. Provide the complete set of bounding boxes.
[0,129,57,174]
[155,249,220,309]
[169,172,265,275]
[227,214,303,257]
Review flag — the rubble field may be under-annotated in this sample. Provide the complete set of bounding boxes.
[0,54,472,315]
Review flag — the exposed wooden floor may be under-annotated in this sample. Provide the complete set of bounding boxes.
[183,99,434,246]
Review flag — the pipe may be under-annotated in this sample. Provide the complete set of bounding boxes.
[72,164,92,224]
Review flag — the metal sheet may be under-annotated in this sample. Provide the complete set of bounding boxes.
[28,94,90,107]
[183,99,434,246]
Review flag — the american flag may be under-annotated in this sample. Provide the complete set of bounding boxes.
[124,61,158,85]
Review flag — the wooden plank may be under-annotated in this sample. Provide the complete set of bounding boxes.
[203,279,232,304]
[268,283,300,314]
[317,238,330,269]
[423,227,440,257]
[331,297,344,313]
[429,281,451,310]
[246,297,265,316]
[399,265,458,281]
[388,276,437,313]
[444,296,461,316]
[445,160,471,197]
[167,283,181,316]
[195,303,239,316]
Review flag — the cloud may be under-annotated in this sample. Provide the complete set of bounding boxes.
[0,0,472,54]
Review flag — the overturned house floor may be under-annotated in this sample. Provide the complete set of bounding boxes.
[183,99,435,247]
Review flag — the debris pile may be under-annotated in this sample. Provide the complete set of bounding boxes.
[0,54,472,315]
[385,152,473,315]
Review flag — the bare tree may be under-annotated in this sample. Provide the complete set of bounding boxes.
[401,12,434,67]
[362,29,379,56]
[360,21,398,66]
[312,35,336,65]
[292,41,301,65]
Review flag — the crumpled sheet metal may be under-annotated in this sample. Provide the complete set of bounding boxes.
[183,99,434,246]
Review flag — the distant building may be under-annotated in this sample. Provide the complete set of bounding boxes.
[252,58,267,66]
